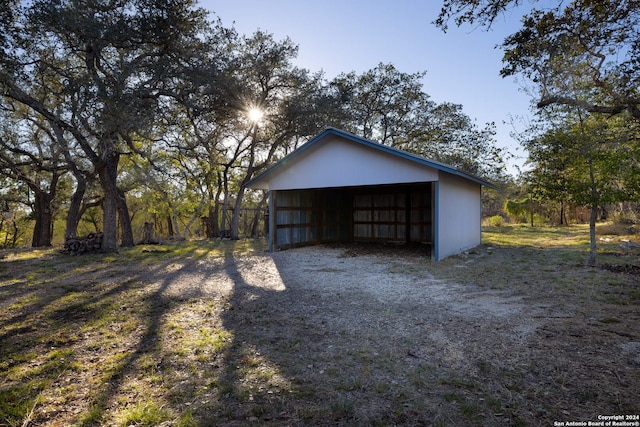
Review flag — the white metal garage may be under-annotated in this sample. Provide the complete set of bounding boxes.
[247,127,497,260]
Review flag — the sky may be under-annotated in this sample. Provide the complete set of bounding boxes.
[201,0,535,175]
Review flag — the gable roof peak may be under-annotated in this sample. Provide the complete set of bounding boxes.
[247,127,498,190]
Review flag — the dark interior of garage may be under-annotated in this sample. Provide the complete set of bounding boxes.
[271,183,433,251]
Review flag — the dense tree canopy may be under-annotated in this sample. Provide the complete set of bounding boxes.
[0,106,67,247]
[333,63,506,180]
[0,0,228,250]
[0,1,507,249]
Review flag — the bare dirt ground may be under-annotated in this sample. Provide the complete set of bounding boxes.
[1,240,639,426]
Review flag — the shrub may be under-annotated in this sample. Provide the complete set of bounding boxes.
[598,221,638,236]
[613,213,638,225]
[486,215,505,227]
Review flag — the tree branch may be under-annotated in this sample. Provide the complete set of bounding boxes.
[537,95,640,120]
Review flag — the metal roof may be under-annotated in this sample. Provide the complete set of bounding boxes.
[247,127,499,190]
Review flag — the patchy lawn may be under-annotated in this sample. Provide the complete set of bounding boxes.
[1,225,639,426]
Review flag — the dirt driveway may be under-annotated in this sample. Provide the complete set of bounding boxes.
[196,244,640,425]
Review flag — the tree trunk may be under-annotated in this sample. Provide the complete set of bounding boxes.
[205,208,219,238]
[230,133,258,240]
[587,161,598,267]
[30,189,54,247]
[167,214,174,236]
[11,217,19,248]
[97,143,134,251]
[141,222,158,244]
[183,196,207,239]
[65,174,87,240]
[220,166,231,237]
[529,194,534,227]
[204,201,215,238]
[170,204,183,239]
[587,205,598,267]
[98,150,120,253]
[206,179,223,238]
[117,188,134,247]
[230,189,245,240]
[101,185,118,252]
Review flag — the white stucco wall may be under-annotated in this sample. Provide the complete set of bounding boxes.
[436,172,482,260]
[256,135,439,191]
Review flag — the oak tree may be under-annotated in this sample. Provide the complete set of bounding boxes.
[0,0,224,251]
[524,110,640,265]
[436,0,640,120]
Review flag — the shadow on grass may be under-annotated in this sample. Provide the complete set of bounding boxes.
[2,231,639,426]
[0,241,226,426]
[214,248,445,426]
[214,252,371,425]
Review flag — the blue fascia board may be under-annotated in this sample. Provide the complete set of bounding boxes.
[246,127,498,190]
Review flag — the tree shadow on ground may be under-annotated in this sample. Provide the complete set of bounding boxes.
[2,240,639,426]
[213,248,446,426]
[0,244,221,426]
[211,244,640,426]
[216,252,359,425]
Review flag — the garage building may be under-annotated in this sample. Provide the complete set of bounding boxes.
[247,127,497,260]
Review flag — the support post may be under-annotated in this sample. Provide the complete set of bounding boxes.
[432,181,439,261]
[268,190,275,252]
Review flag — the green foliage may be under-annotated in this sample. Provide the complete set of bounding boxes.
[175,409,197,427]
[525,113,640,208]
[0,382,45,426]
[1,0,225,251]
[436,0,640,121]
[523,111,640,263]
[332,63,506,180]
[78,403,104,426]
[486,215,505,227]
[504,199,530,222]
[0,215,30,249]
[117,400,171,427]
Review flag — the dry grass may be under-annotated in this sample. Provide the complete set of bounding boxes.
[1,225,639,426]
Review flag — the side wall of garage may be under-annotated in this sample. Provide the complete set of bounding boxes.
[435,173,482,260]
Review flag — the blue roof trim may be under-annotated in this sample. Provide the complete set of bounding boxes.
[246,127,498,189]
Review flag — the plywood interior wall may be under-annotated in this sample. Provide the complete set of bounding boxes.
[272,183,432,250]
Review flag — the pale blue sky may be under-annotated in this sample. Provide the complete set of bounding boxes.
[202,0,535,174]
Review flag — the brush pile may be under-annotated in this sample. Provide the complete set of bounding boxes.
[62,232,103,255]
